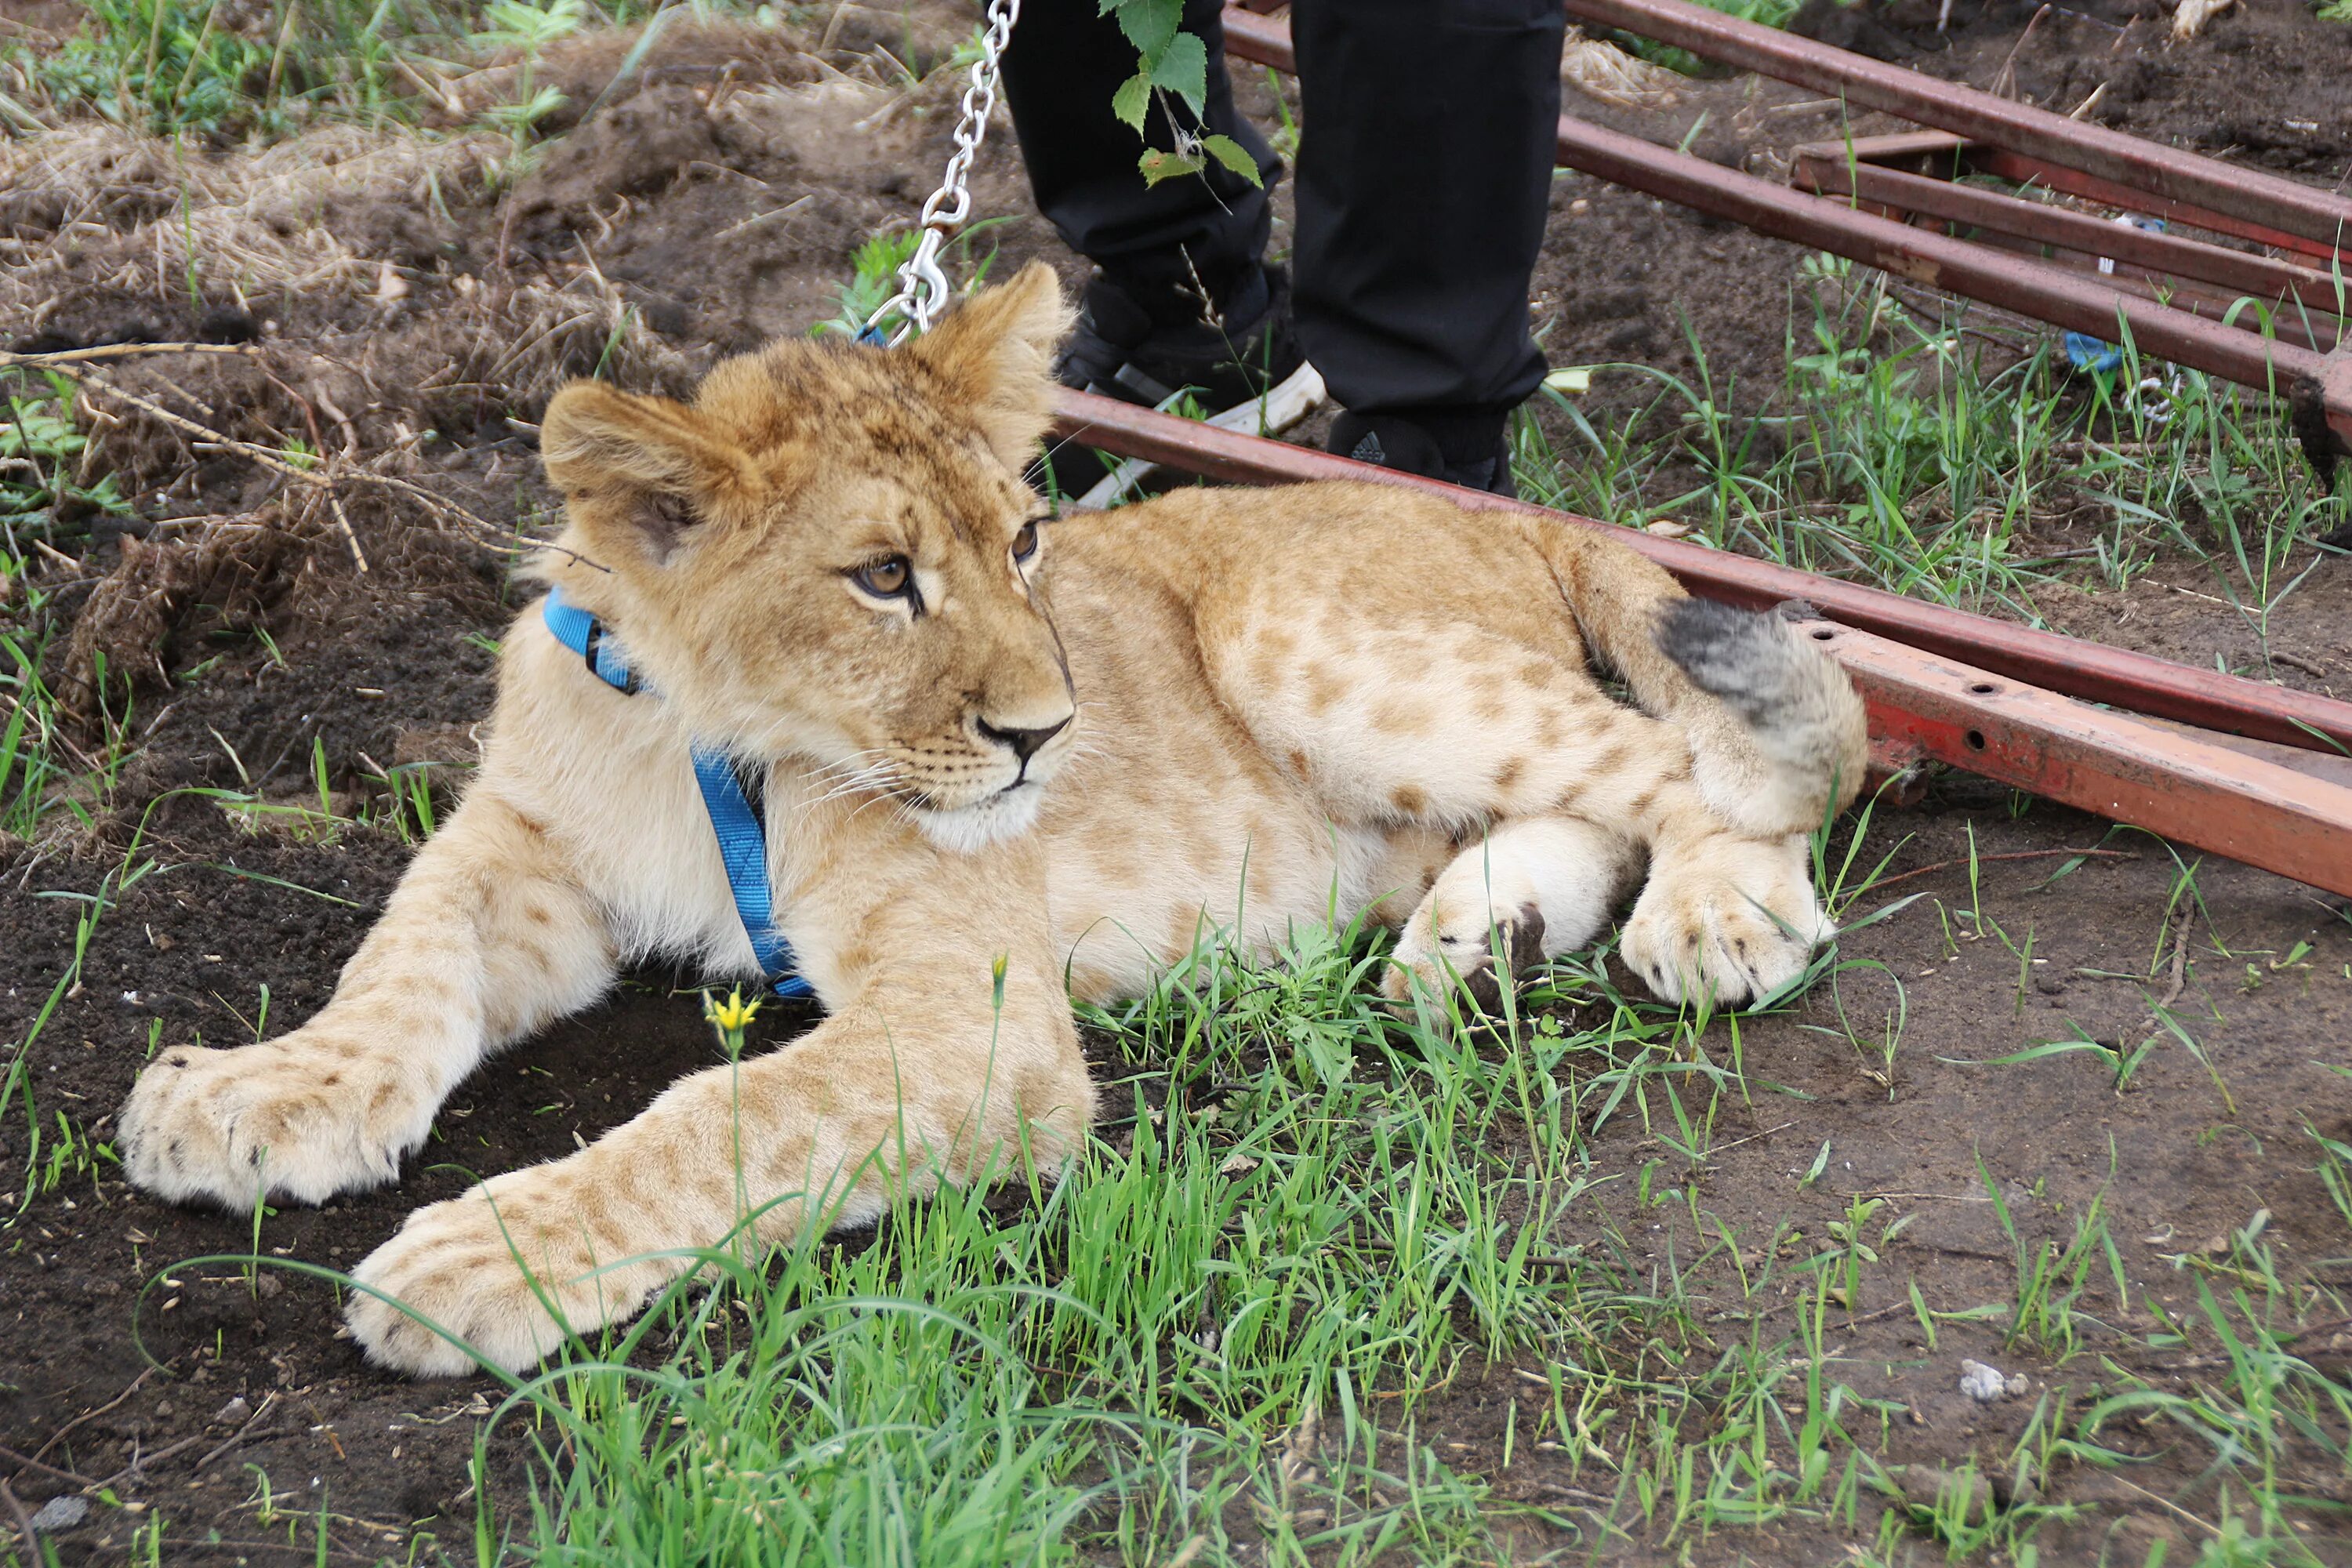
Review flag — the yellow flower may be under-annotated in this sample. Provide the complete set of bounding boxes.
[705,986,760,1035]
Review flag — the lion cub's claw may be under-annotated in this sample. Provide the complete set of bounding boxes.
[1382,901,1548,1017]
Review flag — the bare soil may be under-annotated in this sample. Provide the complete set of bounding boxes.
[2,1,2349,1561]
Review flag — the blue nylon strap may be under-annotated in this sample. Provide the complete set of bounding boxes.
[690,749,812,1000]
[539,586,637,693]
[539,588,812,1000]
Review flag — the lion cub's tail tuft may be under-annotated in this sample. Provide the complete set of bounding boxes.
[1533,518,1867,838]
[1653,600,1864,793]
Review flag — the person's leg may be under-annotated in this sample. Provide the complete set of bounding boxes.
[1289,0,1566,492]
[999,0,1301,409]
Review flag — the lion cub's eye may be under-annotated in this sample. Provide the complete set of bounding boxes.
[1011,521,1040,564]
[852,556,913,599]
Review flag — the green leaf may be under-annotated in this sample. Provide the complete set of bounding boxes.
[1138,147,1205,187]
[1112,0,1180,56]
[1110,69,1152,132]
[1200,133,1261,187]
[1149,30,1207,116]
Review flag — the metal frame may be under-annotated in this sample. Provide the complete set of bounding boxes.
[1215,3,2352,460]
[1559,0,2352,260]
[1048,389,2352,899]
[1788,136,2348,335]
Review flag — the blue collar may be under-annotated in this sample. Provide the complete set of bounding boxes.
[540,587,813,1000]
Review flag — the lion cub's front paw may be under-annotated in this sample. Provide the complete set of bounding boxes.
[347,1174,675,1377]
[1382,902,1548,1016]
[1620,837,1832,1007]
[121,1037,423,1209]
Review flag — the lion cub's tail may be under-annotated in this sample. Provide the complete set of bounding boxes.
[1536,521,1869,840]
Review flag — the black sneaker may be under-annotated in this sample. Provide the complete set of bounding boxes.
[1056,265,1305,416]
[1327,410,1518,499]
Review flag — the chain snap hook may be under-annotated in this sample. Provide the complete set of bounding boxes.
[862,0,1022,347]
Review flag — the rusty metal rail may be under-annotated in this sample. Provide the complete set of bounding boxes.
[1216,4,2352,459]
[1560,0,2352,262]
[1789,135,2350,333]
[1049,387,2352,898]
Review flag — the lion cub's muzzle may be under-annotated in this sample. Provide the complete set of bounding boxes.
[898,703,1076,853]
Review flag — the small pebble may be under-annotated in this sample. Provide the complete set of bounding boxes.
[1958,1358,2026,1402]
[212,1395,252,1428]
[29,1496,89,1532]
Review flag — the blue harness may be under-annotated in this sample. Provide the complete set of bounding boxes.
[540,587,815,1001]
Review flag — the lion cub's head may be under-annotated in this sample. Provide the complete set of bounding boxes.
[535,260,1079,853]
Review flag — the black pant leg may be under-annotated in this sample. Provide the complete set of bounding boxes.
[998,0,1279,306]
[1289,0,1564,451]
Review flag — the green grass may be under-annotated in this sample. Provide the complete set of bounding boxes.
[1512,253,2351,638]
[1614,0,1810,74]
[0,0,769,140]
[212,877,2325,1566]
[11,0,459,134]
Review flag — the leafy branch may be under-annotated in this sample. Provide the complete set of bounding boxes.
[1100,0,1261,188]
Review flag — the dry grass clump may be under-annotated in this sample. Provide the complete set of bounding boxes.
[0,122,506,325]
[2,111,701,702]
[1561,26,1684,111]
[60,503,309,709]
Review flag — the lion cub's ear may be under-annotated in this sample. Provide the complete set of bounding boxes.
[909,260,1073,470]
[540,382,756,564]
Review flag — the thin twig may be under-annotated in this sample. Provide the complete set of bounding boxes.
[63,363,508,550]
[2269,650,2329,680]
[191,1392,281,1473]
[264,368,368,574]
[30,1366,158,1463]
[2106,1473,2223,1538]
[0,1477,38,1559]
[0,343,263,368]
[93,1434,205,1491]
[0,1441,102,1491]
[1867,847,2135,894]
[2133,913,2194,1038]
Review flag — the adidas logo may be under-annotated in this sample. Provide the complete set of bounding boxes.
[1349,431,1385,465]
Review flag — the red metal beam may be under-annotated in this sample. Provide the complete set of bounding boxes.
[1964,148,2352,267]
[1820,622,2352,898]
[1047,390,2352,895]
[1541,116,2342,423]
[1047,387,2352,756]
[1557,0,2352,262]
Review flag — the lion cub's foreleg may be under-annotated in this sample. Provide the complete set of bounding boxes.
[120,788,616,1207]
[343,859,1094,1377]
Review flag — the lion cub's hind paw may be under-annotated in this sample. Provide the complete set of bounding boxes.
[1619,840,1832,1008]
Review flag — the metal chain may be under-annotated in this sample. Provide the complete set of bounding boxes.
[862,0,1022,345]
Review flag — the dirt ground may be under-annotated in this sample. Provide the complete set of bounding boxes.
[2,0,2350,1562]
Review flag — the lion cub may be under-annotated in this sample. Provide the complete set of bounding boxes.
[120,263,1865,1374]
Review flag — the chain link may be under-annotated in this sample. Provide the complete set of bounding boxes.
[862,0,1022,345]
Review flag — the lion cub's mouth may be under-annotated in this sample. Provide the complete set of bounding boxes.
[907,777,1047,854]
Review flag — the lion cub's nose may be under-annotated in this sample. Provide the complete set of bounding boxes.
[976,713,1072,764]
